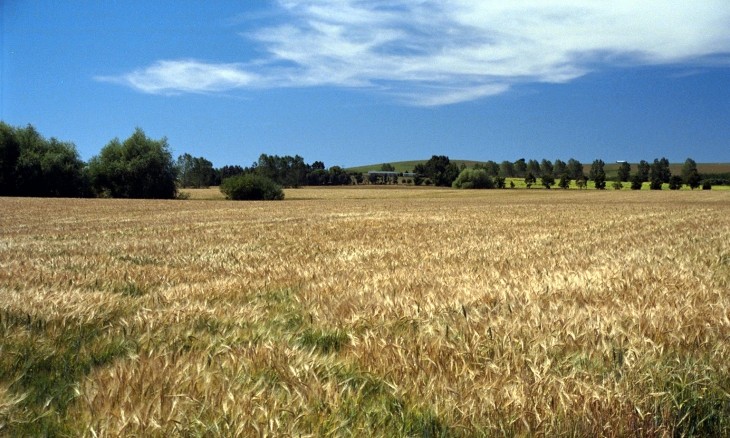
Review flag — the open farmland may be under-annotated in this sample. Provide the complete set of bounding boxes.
[1,188,729,436]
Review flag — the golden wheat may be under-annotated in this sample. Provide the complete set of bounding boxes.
[1,189,728,436]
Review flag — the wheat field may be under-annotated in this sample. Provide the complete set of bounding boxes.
[1,188,729,436]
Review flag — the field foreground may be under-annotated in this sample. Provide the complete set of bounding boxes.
[1,188,729,436]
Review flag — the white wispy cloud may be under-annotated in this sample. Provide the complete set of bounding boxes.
[96,60,259,95]
[100,0,730,105]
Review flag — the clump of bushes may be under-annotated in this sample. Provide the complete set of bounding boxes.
[452,168,495,189]
[220,174,284,200]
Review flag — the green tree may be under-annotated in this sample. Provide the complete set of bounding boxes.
[499,160,515,177]
[681,158,701,189]
[636,160,650,182]
[483,160,500,177]
[524,172,536,189]
[576,176,587,189]
[553,159,567,178]
[630,173,643,190]
[589,159,606,190]
[649,178,663,190]
[541,173,555,189]
[255,154,308,188]
[220,174,284,200]
[526,159,541,177]
[380,163,395,171]
[612,180,624,190]
[514,158,527,177]
[558,173,570,189]
[5,124,86,197]
[452,168,495,189]
[567,158,584,180]
[176,153,215,188]
[413,155,460,187]
[540,159,553,177]
[0,122,21,195]
[668,175,683,190]
[617,162,631,182]
[87,128,177,199]
[650,157,671,183]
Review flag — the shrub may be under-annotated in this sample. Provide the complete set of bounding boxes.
[220,174,284,200]
[650,178,663,190]
[612,181,623,190]
[702,181,712,190]
[452,168,495,189]
[668,175,684,190]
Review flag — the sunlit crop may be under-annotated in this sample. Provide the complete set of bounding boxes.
[1,189,729,436]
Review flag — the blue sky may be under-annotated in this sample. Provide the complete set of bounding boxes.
[3,1,729,168]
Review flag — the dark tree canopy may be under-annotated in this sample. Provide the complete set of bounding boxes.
[558,173,570,189]
[567,158,584,180]
[630,173,643,190]
[617,162,631,182]
[668,175,683,190]
[525,172,536,188]
[681,158,701,189]
[540,159,553,177]
[541,173,555,189]
[0,122,86,197]
[650,157,671,184]
[87,128,177,199]
[499,160,515,177]
[413,155,460,187]
[526,159,541,177]
[176,153,215,188]
[553,159,567,178]
[589,159,606,190]
[637,160,650,183]
[513,158,527,177]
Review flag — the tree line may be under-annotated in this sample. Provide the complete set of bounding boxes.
[0,123,353,199]
[417,155,712,190]
[1,121,724,199]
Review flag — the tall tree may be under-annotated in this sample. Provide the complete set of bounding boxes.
[650,157,671,183]
[541,173,555,189]
[589,159,606,190]
[526,159,541,177]
[87,128,177,198]
[558,173,571,189]
[6,124,86,197]
[636,160,650,182]
[483,160,500,177]
[617,162,631,182]
[540,159,553,177]
[681,158,701,189]
[513,158,527,177]
[553,159,567,178]
[177,153,215,188]
[0,122,21,195]
[567,158,584,180]
[499,160,515,177]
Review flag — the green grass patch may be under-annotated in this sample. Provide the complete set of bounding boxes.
[0,309,137,436]
[298,328,350,354]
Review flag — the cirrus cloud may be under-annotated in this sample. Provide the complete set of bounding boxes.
[99,0,730,105]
